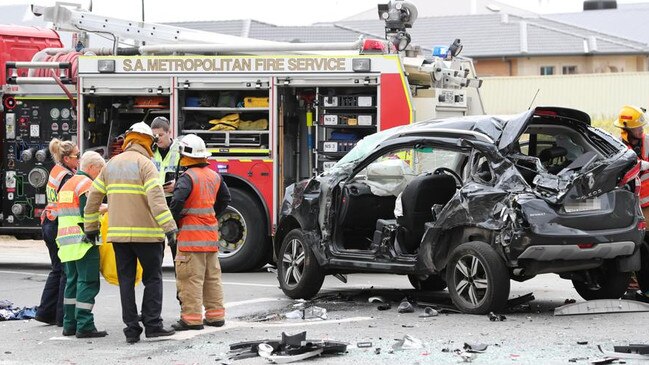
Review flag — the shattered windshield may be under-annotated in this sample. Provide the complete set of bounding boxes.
[329,127,404,172]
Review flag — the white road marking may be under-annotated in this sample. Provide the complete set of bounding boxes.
[224,297,288,309]
[1,270,278,288]
[0,270,48,277]
[171,317,374,341]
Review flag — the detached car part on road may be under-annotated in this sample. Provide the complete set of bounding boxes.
[275,107,645,314]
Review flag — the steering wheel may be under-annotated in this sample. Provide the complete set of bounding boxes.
[433,167,462,187]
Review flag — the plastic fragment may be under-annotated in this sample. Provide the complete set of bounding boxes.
[397,300,414,314]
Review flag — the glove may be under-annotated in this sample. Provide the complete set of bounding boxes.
[83,230,100,245]
[165,230,177,247]
[641,160,649,171]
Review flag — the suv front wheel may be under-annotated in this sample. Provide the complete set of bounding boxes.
[446,241,510,314]
[277,229,325,299]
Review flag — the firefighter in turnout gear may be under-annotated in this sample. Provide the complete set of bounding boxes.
[614,105,649,216]
[35,139,79,327]
[56,151,107,338]
[169,134,231,331]
[84,121,178,343]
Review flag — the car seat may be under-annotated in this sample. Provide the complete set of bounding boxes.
[539,146,568,174]
[397,173,456,252]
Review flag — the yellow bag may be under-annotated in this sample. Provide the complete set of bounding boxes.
[98,213,143,286]
[243,97,269,108]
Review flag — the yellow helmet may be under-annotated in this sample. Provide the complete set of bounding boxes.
[614,105,647,129]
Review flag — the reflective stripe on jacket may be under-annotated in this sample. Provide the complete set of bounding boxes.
[42,164,74,222]
[177,167,220,252]
[153,139,180,197]
[639,135,649,208]
[56,174,93,262]
[84,143,177,243]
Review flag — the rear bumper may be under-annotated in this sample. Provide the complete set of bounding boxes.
[517,241,635,261]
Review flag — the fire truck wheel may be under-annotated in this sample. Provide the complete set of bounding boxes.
[218,188,270,272]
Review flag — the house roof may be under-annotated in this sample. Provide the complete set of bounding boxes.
[545,3,649,45]
[168,20,367,43]
[167,4,649,59]
[334,13,649,57]
[340,0,536,21]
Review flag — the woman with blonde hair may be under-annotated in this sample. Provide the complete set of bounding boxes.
[34,138,79,327]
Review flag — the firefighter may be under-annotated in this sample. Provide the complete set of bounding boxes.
[151,116,181,259]
[614,105,649,215]
[84,121,178,344]
[169,134,231,331]
[35,139,79,327]
[56,151,107,338]
[614,105,649,297]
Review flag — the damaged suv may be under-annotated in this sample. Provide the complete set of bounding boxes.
[275,107,645,314]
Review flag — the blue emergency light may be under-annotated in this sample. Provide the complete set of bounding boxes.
[432,46,449,58]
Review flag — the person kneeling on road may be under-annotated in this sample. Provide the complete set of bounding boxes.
[56,151,108,338]
[169,134,231,331]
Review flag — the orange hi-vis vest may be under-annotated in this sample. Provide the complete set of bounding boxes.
[56,174,93,262]
[42,164,74,223]
[177,166,221,252]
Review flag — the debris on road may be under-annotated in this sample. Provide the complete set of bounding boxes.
[283,306,327,320]
[368,296,386,304]
[564,299,577,304]
[377,303,392,311]
[507,293,535,308]
[0,300,37,321]
[554,299,649,316]
[577,341,589,345]
[455,349,476,363]
[463,343,488,353]
[598,344,649,360]
[397,299,415,313]
[589,357,619,365]
[419,307,439,318]
[392,335,423,351]
[488,312,506,321]
[228,331,347,363]
[356,342,372,348]
[416,301,461,314]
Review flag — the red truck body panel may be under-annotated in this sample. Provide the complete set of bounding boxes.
[0,25,62,83]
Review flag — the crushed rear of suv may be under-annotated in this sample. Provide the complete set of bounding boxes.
[275,107,645,314]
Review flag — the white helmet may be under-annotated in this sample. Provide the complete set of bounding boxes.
[126,121,154,139]
[179,134,211,158]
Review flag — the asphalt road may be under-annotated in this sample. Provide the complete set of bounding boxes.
[1,263,648,365]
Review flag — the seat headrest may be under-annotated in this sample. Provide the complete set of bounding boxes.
[539,146,567,162]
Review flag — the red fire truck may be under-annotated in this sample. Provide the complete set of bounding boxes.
[2,2,484,271]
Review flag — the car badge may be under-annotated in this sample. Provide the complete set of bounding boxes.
[586,173,595,190]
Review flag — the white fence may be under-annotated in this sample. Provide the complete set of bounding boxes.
[480,72,649,129]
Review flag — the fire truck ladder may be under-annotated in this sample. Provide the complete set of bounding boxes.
[31,3,364,55]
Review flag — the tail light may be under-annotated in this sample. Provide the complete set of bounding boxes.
[639,220,647,231]
[534,109,558,117]
[577,243,594,249]
[618,162,640,188]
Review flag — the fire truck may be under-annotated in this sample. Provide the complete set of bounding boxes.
[0,25,64,237]
[2,1,484,271]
